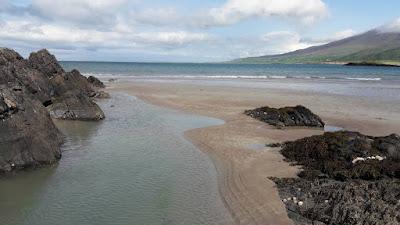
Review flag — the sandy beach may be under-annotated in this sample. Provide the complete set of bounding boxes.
[109,79,400,225]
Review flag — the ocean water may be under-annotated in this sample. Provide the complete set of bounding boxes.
[0,94,233,225]
[61,62,400,102]
[61,62,400,81]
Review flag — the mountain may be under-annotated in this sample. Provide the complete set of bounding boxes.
[232,30,400,64]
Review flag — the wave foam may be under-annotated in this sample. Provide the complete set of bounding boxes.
[82,73,383,81]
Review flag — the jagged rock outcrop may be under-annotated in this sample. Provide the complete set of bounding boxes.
[0,47,106,173]
[28,49,65,77]
[0,64,63,172]
[272,131,400,225]
[245,105,324,128]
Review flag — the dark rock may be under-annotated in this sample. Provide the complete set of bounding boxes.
[48,93,105,120]
[280,131,400,180]
[28,49,65,77]
[0,86,63,173]
[245,105,324,128]
[272,178,400,225]
[91,91,110,99]
[0,48,24,65]
[27,50,105,120]
[271,131,400,225]
[266,143,282,148]
[87,76,105,88]
[345,62,400,67]
[0,47,106,174]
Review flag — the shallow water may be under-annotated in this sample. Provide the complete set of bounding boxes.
[0,94,233,225]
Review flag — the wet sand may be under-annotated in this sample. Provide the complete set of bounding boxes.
[109,79,400,225]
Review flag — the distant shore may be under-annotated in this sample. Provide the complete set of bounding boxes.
[109,79,400,225]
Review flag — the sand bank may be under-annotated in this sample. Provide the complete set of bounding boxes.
[109,79,400,225]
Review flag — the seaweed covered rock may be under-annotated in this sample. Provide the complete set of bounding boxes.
[272,131,400,225]
[245,105,324,128]
[281,131,400,180]
[272,178,400,225]
[0,86,63,173]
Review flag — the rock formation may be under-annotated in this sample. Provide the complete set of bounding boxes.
[0,47,106,173]
[272,178,400,225]
[245,105,324,128]
[272,131,400,225]
[281,131,400,180]
[87,75,105,88]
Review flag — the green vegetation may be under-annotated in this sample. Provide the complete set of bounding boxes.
[232,30,400,65]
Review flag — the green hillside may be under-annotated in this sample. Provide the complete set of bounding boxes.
[232,30,400,65]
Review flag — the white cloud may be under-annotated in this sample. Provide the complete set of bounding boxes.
[262,31,312,52]
[132,8,181,26]
[30,0,129,27]
[0,19,210,50]
[332,29,356,39]
[377,17,400,33]
[206,0,328,26]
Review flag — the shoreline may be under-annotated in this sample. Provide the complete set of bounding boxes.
[109,79,400,225]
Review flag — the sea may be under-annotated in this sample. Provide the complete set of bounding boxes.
[0,62,399,225]
[61,62,400,101]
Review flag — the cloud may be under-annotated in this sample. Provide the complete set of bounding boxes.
[29,0,129,27]
[204,0,328,26]
[0,19,211,51]
[301,29,356,45]
[132,8,181,27]
[332,29,356,39]
[377,17,400,33]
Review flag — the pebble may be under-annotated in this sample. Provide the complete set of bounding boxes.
[298,201,304,206]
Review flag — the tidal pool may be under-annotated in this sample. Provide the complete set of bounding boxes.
[0,94,233,225]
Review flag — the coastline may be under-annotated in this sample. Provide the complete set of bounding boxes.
[109,79,400,225]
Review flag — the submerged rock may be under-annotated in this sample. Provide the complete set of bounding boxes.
[245,105,324,128]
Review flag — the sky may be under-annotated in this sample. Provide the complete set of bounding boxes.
[0,0,399,62]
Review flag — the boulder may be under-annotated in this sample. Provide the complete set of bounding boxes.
[245,105,324,128]
[27,50,106,120]
[87,76,105,88]
[49,93,105,120]
[0,47,106,174]
[0,86,63,173]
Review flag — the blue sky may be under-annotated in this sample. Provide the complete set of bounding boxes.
[0,0,399,62]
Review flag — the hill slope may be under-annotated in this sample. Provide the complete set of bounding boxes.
[233,30,400,64]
